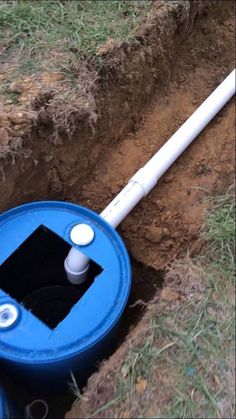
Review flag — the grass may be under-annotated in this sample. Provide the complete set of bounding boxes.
[0,1,152,142]
[84,191,235,418]
[0,1,152,124]
[0,0,151,69]
[203,187,235,279]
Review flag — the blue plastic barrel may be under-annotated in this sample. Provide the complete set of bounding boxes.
[0,201,131,390]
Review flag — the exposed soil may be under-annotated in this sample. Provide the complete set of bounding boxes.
[0,0,234,211]
[65,4,235,419]
[63,6,235,272]
[0,0,235,418]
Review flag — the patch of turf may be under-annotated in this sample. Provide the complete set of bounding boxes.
[0,0,152,66]
[203,186,235,280]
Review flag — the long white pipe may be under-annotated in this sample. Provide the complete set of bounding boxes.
[65,69,236,284]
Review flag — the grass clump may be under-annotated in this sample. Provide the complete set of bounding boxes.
[0,0,151,65]
[0,1,152,141]
[203,187,235,279]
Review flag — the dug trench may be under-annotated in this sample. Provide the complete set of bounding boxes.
[0,1,235,418]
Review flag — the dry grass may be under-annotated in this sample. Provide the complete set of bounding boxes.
[0,1,152,146]
[0,1,152,62]
[69,191,235,418]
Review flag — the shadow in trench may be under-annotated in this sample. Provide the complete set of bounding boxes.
[113,256,164,346]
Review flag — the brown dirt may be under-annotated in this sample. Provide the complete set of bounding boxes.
[0,0,235,417]
[65,4,235,419]
[66,13,235,271]
[0,0,234,211]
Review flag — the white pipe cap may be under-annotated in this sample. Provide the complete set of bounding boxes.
[70,224,95,246]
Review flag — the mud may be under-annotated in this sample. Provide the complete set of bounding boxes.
[0,0,235,417]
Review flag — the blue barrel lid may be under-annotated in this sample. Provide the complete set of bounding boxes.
[0,201,131,364]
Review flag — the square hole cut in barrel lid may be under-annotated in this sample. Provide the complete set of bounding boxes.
[0,226,103,329]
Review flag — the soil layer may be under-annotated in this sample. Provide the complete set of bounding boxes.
[0,1,235,417]
[65,2,235,418]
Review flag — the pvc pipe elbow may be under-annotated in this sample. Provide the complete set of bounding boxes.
[64,247,89,284]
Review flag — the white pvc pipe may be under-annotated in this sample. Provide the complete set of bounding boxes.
[65,69,235,284]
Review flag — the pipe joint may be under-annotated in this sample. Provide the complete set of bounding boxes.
[64,247,90,284]
[64,68,235,284]
[130,167,157,196]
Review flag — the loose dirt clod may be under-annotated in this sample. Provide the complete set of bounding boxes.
[160,287,180,301]
[145,225,165,243]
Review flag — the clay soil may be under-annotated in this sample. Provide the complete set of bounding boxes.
[0,0,235,418]
[66,3,235,418]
